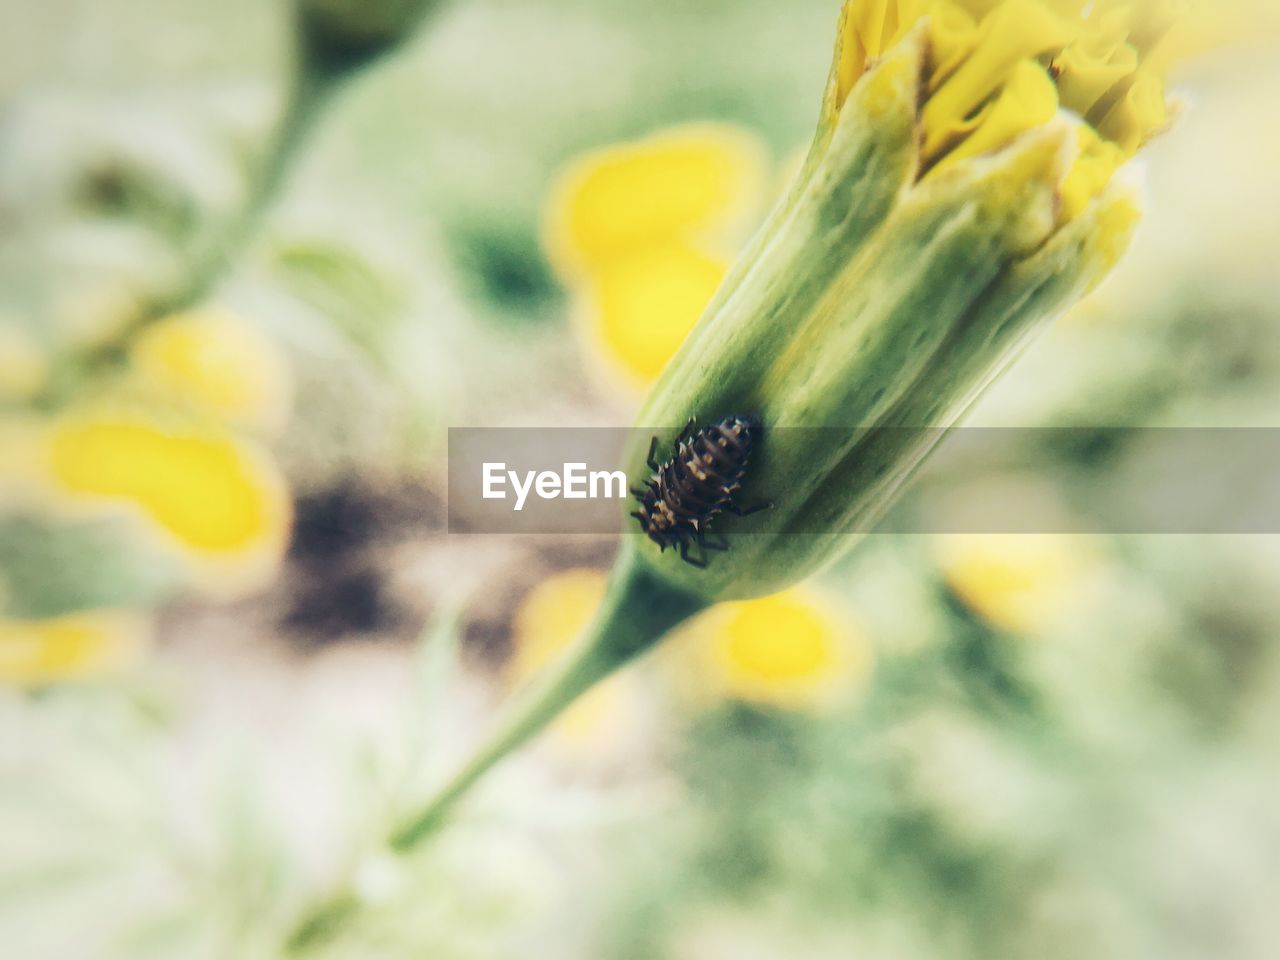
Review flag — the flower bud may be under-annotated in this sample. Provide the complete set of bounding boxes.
[622,0,1171,602]
[295,0,440,72]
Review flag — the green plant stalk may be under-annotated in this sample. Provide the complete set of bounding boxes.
[283,544,705,953]
[389,547,703,849]
[35,4,410,410]
[164,67,339,323]
[36,70,335,411]
[167,0,446,328]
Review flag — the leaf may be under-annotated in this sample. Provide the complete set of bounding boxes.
[269,241,406,366]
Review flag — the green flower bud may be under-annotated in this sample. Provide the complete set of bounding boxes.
[295,0,440,74]
[622,23,1143,603]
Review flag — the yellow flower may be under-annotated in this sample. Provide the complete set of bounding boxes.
[542,124,767,394]
[579,243,731,388]
[513,572,868,722]
[934,533,1102,634]
[831,0,1178,219]
[510,569,642,754]
[42,412,291,597]
[0,326,49,402]
[675,587,871,710]
[543,124,766,278]
[0,609,150,685]
[129,308,293,435]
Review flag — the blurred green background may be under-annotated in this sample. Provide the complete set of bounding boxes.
[2,0,1280,957]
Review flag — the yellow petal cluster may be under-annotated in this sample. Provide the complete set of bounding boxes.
[541,125,767,392]
[831,0,1181,219]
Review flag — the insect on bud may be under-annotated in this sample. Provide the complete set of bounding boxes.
[620,0,1175,604]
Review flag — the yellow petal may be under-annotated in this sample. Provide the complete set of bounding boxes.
[129,307,293,435]
[1125,0,1191,57]
[0,610,150,685]
[1059,122,1127,222]
[46,414,290,595]
[922,0,1077,148]
[511,568,607,677]
[1053,23,1140,118]
[852,0,893,67]
[830,1,867,113]
[679,587,871,710]
[830,0,920,109]
[1084,181,1144,290]
[927,1,981,85]
[541,124,766,278]
[579,242,728,390]
[935,533,1101,634]
[1095,70,1169,153]
[927,59,1060,169]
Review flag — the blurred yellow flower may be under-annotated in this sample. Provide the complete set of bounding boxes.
[510,568,642,754]
[934,533,1102,635]
[543,124,766,278]
[542,124,767,395]
[581,243,730,387]
[675,588,871,710]
[129,307,293,435]
[512,569,608,676]
[831,0,1180,219]
[514,572,869,721]
[0,609,150,685]
[0,326,49,402]
[43,413,291,596]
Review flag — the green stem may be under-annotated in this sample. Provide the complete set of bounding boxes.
[283,546,707,954]
[36,40,343,409]
[162,64,338,319]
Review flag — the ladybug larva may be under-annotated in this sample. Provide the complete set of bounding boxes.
[630,415,770,568]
